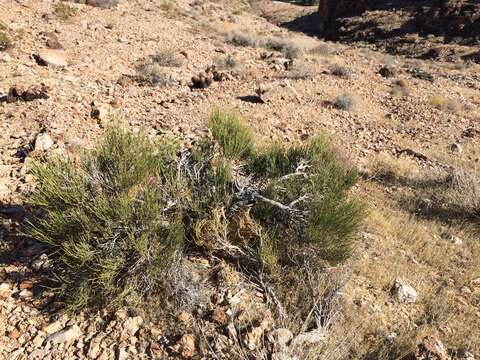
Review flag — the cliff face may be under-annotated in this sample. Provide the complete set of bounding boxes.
[318,0,480,59]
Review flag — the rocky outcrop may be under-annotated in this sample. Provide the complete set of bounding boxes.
[318,0,480,58]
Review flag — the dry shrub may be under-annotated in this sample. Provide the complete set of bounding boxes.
[135,63,176,86]
[54,2,76,20]
[226,30,259,47]
[333,94,356,111]
[152,48,184,67]
[429,95,460,113]
[264,36,302,59]
[430,168,480,220]
[391,79,410,97]
[369,152,419,181]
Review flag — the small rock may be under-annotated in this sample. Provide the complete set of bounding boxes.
[290,329,326,348]
[177,311,191,323]
[461,286,472,295]
[18,288,33,298]
[45,32,63,49]
[8,328,21,340]
[33,50,68,67]
[115,346,128,360]
[31,254,49,271]
[450,143,462,153]
[0,282,12,298]
[441,232,463,245]
[43,321,63,335]
[391,279,418,303]
[268,328,293,350]
[172,334,195,358]
[272,353,298,360]
[415,336,449,360]
[123,316,143,335]
[90,103,111,123]
[211,307,229,325]
[34,133,54,152]
[45,325,82,344]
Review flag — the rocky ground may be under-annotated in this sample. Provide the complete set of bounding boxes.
[0,0,479,359]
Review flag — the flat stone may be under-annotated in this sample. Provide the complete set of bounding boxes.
[45,324,82,345]
[34,133,54,152]
[33,50,68,67]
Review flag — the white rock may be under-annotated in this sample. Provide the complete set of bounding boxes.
[272,352,298,360]
[34,133,54,152]
[392,279,417,303]
[268,328,293,350]
[0,282,12,298]
[123,316,143,335]
[35,50,68,67]
[290,329,326,348]
[46,324,82,344]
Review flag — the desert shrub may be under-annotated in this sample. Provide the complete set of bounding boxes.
[27,109,364,311]
[310,43,334,56]
[214,54,237,70]
[152,48,184,67]
[226,30,258,47]
[391,79,410,97]
[264,36,302,59]
[209,108,254,160]
[333,94,356,111]
[0,31,12,51]
[431,168,480,220]
[27,124,185,311]
[135,63,175,86]
[331,64,350,78]
[247,136,364,264]
[429,95,460,113]
[54,2,76,20]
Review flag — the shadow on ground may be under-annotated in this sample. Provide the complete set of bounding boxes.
[0,203,56,310]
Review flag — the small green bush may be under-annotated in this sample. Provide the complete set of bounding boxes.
[209,108,254,160]
[27,125,185,311]
[247,136,363,264]
[54,2,77,20]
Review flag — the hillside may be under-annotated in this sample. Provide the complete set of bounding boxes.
[0,0,479,359]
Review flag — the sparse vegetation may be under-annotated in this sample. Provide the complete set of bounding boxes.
[54,2,77,20]
[428,168,480,220]
[0,21,13,51]
[429,95,460,113]
[333,94,356,111]
[264,36,302,59]
[214,54,237,70]
[391,78,410,97]
[226,30,259,47]
[135,63,175,86]
[208,108,254,160]
[27,110,364,310]
[331,64,350,78]
[0,31,12,51]
[151,48,184,67]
